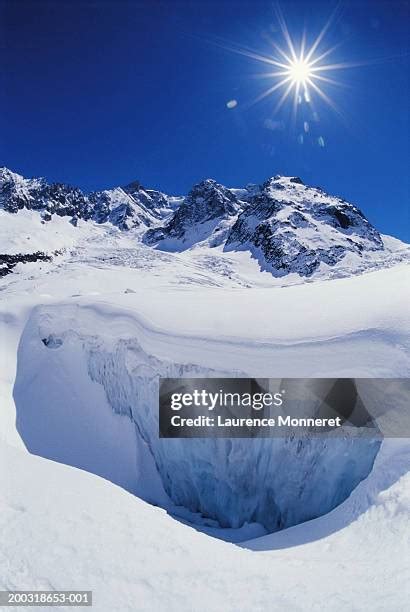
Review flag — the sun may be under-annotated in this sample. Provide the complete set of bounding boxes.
[287,58,314,86]
[220,5,354,118]
[247,5,356,117]
[252,6,348,116]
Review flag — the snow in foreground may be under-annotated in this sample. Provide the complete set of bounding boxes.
[1,438,410,612]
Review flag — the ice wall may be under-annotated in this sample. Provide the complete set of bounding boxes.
[14,304,381,534]
[86,342,380,531]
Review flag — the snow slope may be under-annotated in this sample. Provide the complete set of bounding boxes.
[1,438,409,612]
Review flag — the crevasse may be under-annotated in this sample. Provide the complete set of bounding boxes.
[14,305,380,535]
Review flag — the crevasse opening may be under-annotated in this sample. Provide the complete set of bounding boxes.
[14,306,381,542]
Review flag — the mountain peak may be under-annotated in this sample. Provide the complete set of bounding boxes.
[144,178,240,248]
[188,178,222,194]
[122,179,143,195]
[0,166,25,184]
[264,175,305,189]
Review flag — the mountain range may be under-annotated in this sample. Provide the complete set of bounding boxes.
[0,166,406,277]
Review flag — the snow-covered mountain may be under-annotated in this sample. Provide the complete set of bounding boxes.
[225,176,384,276]
[0,167,171,231]
[1,166,406,279]
[0,167,91,220]
[146,174,386,277]
[144,178,242,248]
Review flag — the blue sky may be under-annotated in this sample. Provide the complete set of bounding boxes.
[1,0,409,240]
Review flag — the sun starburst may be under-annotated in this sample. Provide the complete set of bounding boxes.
[250,6,352,118]
[220,5,356,120]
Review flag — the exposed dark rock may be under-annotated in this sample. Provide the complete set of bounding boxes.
[144,179,240,247]
[0,251,52,277]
